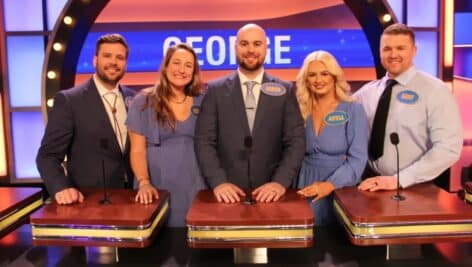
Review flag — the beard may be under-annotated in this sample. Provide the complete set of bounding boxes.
[237,55,264,72]
[96,65,124,86]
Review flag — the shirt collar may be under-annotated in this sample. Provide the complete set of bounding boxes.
[93,74,120,97]
[383,65,416,87]
[237,68,264,85]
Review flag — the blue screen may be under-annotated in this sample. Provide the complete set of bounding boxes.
[77,29,374,73]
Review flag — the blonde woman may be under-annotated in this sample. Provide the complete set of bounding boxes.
[296,50,368,225]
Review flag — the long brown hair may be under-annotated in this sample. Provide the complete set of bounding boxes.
[144,43,202,129]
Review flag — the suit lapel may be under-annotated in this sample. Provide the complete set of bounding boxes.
[227,73,251,135]
[85,79,123,156]
[252,73,273,135]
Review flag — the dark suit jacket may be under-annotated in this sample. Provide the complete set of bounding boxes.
[36,79,135,197]
[195,72,305,189]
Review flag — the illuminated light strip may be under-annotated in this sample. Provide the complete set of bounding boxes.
[32,201,168,241]
[0,198,43,232]
[444,0,454,67]
[0,97,6,176]
[187,227,313,240]
[334,200,472,239]
[465,191,472,204]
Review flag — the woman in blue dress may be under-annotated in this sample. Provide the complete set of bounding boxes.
[126,43,207,227]
[296,50,368,225]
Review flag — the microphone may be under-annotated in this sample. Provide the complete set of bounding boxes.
[243,136,255,205]
[390,132,405,201]
[99,138,111,204]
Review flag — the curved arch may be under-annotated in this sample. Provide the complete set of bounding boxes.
[41,0,394,113]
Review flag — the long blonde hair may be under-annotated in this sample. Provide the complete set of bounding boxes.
[296,50,353,121]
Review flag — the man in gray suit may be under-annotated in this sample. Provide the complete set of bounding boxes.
[195,24,305,204]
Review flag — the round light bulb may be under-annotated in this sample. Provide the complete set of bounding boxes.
[63,16,73,25]
[53,42,63,51]
[382,14,392,23]
[47,71,57,79]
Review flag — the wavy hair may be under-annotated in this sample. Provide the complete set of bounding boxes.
[143,43,202,129]
[296,50,353,121]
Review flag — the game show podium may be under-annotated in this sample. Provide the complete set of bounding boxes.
[0,187,43,238]
[186,189,314,264]
[465,182,472,204]
[333,182,472,259]
[30,189,169,264]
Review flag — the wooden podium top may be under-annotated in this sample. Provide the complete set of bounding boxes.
[31,189,168,226]
[30,189,169,247]
[0,187,43,237]
[186,189,313,226]
[334,183,472,245]
[186,189,314,248]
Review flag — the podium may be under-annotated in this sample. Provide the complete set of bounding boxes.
[0,187,43,238]
[186,189,313,263]
[30,189,169,263]
[465,182,472,204]
[334,183,472,247]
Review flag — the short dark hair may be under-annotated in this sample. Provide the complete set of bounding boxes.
[95,33,129,58]
[382,23,415,44]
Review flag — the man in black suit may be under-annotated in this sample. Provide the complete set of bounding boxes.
[37,34,135,205]
[195,24,305,203]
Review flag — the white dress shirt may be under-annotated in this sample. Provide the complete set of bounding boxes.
[354,66,463,188]
[94,75,127,151]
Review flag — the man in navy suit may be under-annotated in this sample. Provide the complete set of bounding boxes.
[195,24,305,204]
[37,34,135,205]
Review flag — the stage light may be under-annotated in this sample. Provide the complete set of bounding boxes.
[444,0,454,67]
[46,98,55,108]
[47,71,57,79]
[63,16,73,25]
[382,14,392,23]
[53,42,63,51]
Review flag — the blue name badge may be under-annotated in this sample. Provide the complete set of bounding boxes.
[324,111,349,125]
[396,90,419,104]
[260,82,286,96]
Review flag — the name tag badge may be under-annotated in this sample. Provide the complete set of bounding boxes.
[260,82,286,96]
[397,90,419,104]
[191,106,200,115]
[324,111,349,125]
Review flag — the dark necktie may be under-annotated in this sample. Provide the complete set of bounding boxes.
[369,79,398,160]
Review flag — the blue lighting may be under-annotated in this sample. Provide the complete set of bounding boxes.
[77,29,374,73]
[46,0,68,31]
[414,31,438,77]
[407,0,438,27]
[12,112,44,178]
[7,36,45,107]
[3,0,43,31]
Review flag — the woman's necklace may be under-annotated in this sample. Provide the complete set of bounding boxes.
[170,94,187,104]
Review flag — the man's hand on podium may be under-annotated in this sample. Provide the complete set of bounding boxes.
[357,176,397,191]
[135,180,159,204]
[213,183,246,203]
[252,182,285,203]
[297,181,335,202]
[55,188,84,205]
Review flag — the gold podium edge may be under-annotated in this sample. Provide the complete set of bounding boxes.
[334,200,472,239]
[31,201,168,242]
[187,227,313,241]
[466,191,472,204]
[0,198,43,232]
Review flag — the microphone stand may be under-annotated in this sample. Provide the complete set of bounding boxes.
[390,133,405,201]
[99,138,111,204]
[244,136,255,205]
